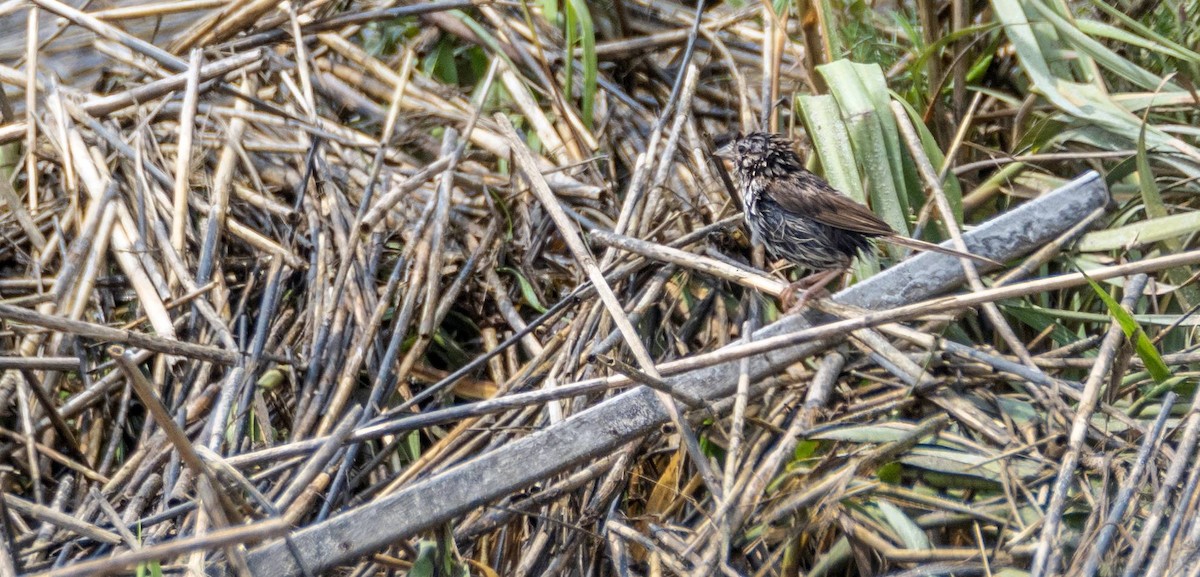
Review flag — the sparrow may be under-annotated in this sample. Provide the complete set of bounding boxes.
[715,131,998,308]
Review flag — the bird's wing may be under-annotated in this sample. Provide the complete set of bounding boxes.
[766,170,895,237]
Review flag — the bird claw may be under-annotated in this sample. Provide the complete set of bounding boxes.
[781,282,830,311]
[779,268,844,312]
[790,274,827,290]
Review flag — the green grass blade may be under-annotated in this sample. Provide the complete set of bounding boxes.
[567,0,597,128]
[1027,1,1177,92]
[907,22,1002,88]
[498,266,549,313]
[1077,19,1200,64]
[1080,269,1171,384]
[1137,112,1169,224]
[410,541,438,577]
[1003,304,1084,349]
[876,501,931,550]
[1005,303,1200,326]
[564,0,576,102]
[814,0,844,59]
[1127,376,1187,417]
[1042,0,1100,85]
[1136,101,1200,307]
[990,0,1080,114]
[796,94,867,204]
[541,0,557,24]
[852,63,912,221]
[1085,0,1200,64]
[451,10,519,72]
[1076,211,1200,252]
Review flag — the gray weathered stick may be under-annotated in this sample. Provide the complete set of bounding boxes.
[242,171,1110,576]
[833,171,1108,310]
[0,304,239,365]
[1031,273,1149,577]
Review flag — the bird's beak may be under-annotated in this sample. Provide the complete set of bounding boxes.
[713,142,734,159]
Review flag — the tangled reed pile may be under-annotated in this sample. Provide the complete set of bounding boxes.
[1,0,1198,575]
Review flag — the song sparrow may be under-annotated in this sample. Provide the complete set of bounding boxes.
[716,131,998,308]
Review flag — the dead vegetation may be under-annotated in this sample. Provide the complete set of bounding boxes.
[1,0,1200,576]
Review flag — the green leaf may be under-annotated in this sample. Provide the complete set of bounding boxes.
[792,439,820,462]
[563,0,576,103]
[808,537,853,577]
[814,0,844,59]
[360,18,416,58]
[876,461,903,484]
[797,93,879,280]
[900,445,1041,482]
[1128,375,1188,417]
[0,142,17,183]
[996,397,1039,426]
[1135,98,1200,307]
[1005,303,1200,326]
[797,95,866,203]
[1026,1,1177,92]
[991,0,1074,108]
[817,61,909,261]
[497,267,549,313]
[256,369,285,390]
[565,0,597,128]
[450,10,520,73]
[1076,211,1200,252]
[1003,304,1083,349]
[423,37,458,84]
[1137,103,1170,225]
[541,0,558,24]
[1084,0,1200,64]
[992,0,1200,171]
[810,423,922,443]
[1080,269,1171,384]
[410,541,438,577]
[876,500,930,550]
[908,22,1002,88]
[406,430,422,461]
[136,562,164,577]
[700,429,724,461]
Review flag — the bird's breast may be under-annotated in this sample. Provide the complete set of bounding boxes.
[742,181,763,217]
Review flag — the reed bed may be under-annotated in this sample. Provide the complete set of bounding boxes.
[1,0,1199,575]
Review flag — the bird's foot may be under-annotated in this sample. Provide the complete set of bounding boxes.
[780,269,844,312]
[781,282,830,311]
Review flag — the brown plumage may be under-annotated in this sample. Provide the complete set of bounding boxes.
[715,131,998,307]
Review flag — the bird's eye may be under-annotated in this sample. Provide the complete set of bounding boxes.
[737,142,748,154]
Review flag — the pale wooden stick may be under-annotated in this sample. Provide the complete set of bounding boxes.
[171,49,203,262]
[24,5,38,216]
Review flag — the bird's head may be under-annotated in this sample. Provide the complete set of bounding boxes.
[714,132,802,177]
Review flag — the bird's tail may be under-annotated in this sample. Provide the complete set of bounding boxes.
[884,235,1002,267]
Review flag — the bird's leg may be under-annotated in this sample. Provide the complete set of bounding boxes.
[781,268,844,311]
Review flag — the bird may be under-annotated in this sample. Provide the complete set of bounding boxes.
[714,131,999,309]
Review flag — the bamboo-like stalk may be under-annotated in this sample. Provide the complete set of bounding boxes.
[170,49,202,265]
